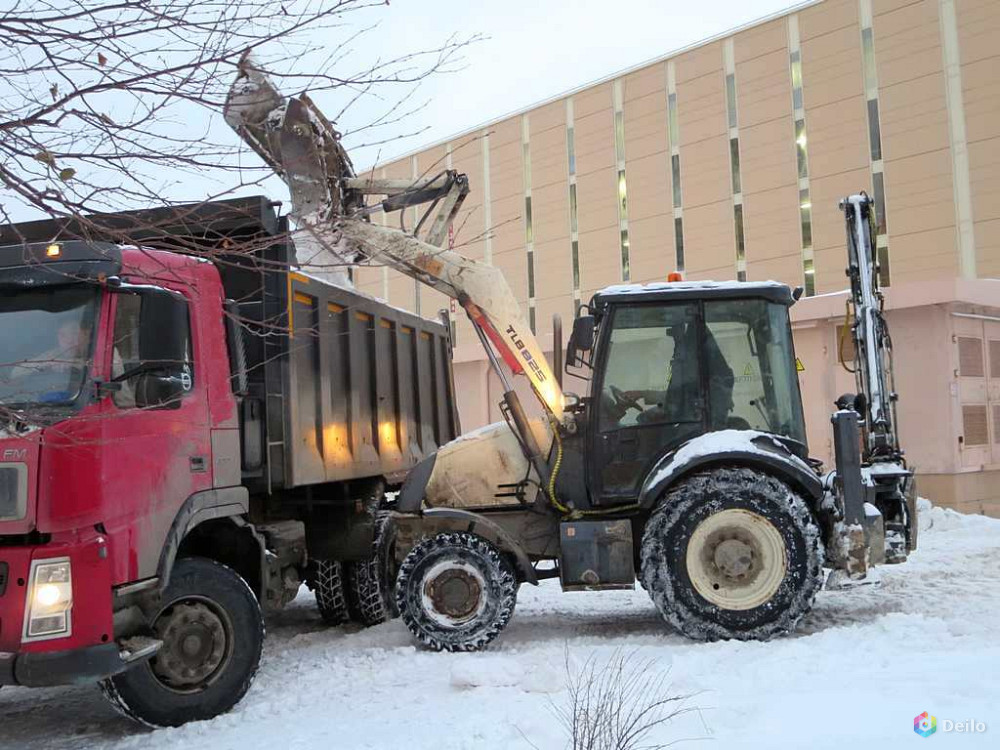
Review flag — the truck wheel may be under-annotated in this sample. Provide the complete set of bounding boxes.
[311,559,350,625]
[640,466,824,641]
[396,532,516,652]
[345,510,398,626]
[100,557,264,727]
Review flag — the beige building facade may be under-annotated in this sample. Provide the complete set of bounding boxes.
[355,0,1000,514]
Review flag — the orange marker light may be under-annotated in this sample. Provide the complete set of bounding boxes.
[46,244,61,258]
[667,271,683,282]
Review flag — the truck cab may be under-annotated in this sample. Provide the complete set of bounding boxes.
[0,239,236,690]
[0,197,459,726]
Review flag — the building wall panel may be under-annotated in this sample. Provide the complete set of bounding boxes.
[875,0,958,282]
[737,48,793,129]
[683,199,735,278]
[957,0,1000,278]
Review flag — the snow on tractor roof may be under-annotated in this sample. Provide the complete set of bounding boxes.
[592,279,797,308]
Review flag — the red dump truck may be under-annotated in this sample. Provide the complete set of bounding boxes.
[0,197,458,726]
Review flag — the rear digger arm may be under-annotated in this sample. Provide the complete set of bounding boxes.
[828,195,915,579]
[223,56,562,487]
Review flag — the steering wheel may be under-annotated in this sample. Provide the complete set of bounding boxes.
[609,385,643,412]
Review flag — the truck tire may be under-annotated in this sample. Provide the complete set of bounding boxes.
[396,532,516,652]
[311,559,350,625]
[640,466,824,641]
[100,557,264,728]
[345,510,398,626]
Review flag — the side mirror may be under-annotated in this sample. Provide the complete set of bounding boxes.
[134,372,188,410]
[138,290,189,369]
[566,314,595,367]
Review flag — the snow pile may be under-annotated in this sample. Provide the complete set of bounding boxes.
[2,499,998,749]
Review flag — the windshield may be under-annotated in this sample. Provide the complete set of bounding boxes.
[0,287,100,407]
[704,299,807,445]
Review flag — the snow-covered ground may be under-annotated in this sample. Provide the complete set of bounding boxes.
[2,500,998,749]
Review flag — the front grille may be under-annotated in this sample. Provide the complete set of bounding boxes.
[0,466,22,520]
[0,561,8,597]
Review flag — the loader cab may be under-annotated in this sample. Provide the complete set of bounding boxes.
[569,281,807,506]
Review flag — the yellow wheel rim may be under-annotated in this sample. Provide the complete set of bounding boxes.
[685,508,787,611]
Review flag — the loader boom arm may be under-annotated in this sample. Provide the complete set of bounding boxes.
[223,57,563,418]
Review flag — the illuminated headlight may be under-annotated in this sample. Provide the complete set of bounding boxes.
[23,558,73,641]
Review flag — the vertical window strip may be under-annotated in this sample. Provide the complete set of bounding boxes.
[668,93,679,148]
[567,128,576,176]
[788,16,814,296]
[859,0,891,286]
[569,184,579,234]
[524,197,534,244]
[527,250,535,298]
[521,114,535,331]
[790,51,803,110]
[571,240,580,290]
[411,155,421,314]
[482,130,493,265]
[872,172,887,236]
[618,170,628,217]
[613,80,630,282]
[730,138,742,195]
[674,217,685,272]
[799,189,813,249]
[734,205,746,261]
[566,97,581,310]
[794,119,809,179]
[379,168,390,302]
[667,61,684,272]
[445,144,457,344]
[725,39,746,281]
[671,155,683,208]
[726,74,738,130]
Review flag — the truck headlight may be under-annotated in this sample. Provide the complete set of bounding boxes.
[23,558,73,641]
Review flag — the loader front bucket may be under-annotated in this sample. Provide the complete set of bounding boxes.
[224,55,359,224]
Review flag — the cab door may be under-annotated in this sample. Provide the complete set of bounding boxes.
[589,302,706,504]
[95,285,211,583]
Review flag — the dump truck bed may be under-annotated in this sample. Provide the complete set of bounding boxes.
[0,196,459,494]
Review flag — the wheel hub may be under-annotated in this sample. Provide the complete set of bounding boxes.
[686,509,788,611]
[714,538,754,579]
[151,601,231,691]
[430,569,482,619]
[421,560,487,627]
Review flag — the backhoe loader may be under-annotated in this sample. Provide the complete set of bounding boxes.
[225,58,915,648]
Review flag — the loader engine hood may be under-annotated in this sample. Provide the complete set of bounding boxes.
[397,420,553,512]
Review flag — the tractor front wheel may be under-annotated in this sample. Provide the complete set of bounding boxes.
[396,532,517,652]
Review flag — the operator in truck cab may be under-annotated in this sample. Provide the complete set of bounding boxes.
[606,322,735,428]
[0,317,94,404]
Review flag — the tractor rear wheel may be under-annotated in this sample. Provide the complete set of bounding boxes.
[396,532,516,652]
[640,466,824,641]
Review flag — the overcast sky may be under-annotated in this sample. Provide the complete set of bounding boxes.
[349,0,800,167]
[3,0,803,222]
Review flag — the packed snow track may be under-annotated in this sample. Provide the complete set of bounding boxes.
[1,501,997,749]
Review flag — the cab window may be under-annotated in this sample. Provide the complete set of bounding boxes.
[598,303,702,431]
[110,292,194,410]
[703,299,806,443]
